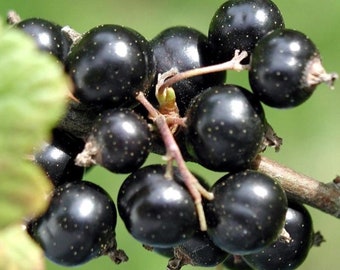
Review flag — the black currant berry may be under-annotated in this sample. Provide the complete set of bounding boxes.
[65,24,155,109]
[27,181,120,266]
[15,18,71,62]
[150,26,225,115]
[208,0,284,64]
[243,201,314,270]
[33,128,86,186]
[117,164,198,248]
[185,84,266,172]
[34,141,84,186]
[75,108,151,174]
[249,28,336,108]
[205,170,288,255]
[51,128,86,158]
[167,230,228,270]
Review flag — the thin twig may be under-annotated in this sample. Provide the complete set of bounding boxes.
[253,155,340,218]
[156,50,249,96]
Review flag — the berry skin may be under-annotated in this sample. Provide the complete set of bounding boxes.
[117,164,198,248]
[243,201,314,270]
[249,28,321,108]
[27,181,118,266]
[185,84,266,172]
[208,0,284,64]
[167,230,228,270]
[65,24,155,109]
[205,170,288,255]
[51,128,86,158]
[34,142,84,186]
[15,18,71,62]
[150,26,225,115]
[34,128,85,186]
[77,108,151,173]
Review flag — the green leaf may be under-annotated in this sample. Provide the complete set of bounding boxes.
[0,224,45,270]
[0,19,69,228]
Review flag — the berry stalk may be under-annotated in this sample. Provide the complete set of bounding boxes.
[136,92,214,231]
[156,50,249,97]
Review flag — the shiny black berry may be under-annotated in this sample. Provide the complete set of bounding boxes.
[15,18,71,62]
[34,142,84,186]
[249,28,322,108]
[205,170,288,255]
[65,24,155,109]
[33,128,86,186]
[76,108,151,173]
[185,84,266,172]
[117,164,198,248]
[167,230,228,270]
[208,0,284,64]
[51,128,86,158]
[150,26,225,115]
[243,201,314,270]
[27,181,118,266]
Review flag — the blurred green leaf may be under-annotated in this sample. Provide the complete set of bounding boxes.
[0,16,71,270]
[0,15,69,270]
[0,19,69,227]
[0,224,45,270]
[0,159,52,228]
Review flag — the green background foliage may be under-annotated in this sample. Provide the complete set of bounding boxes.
[0,1,339,269]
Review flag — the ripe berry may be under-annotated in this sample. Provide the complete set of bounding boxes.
[65,24,155,109]
[150,26,225,115]
[33,128,86,186]
[243,201,314,270]
[185,84,266,172]
[205,170,288,255]
[249,28,332,108]
[167,230,228,270]
[34,141,84,186]
[15,18,71,62]
[117,164,198,248]
[27,181,118,266]
[51,128,86,158]
[76,108,151,173]
[208,0,284,64]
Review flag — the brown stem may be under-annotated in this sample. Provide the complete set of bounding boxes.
[253,155,340,218]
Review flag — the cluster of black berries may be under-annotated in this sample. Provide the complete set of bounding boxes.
[9,0,337,269]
